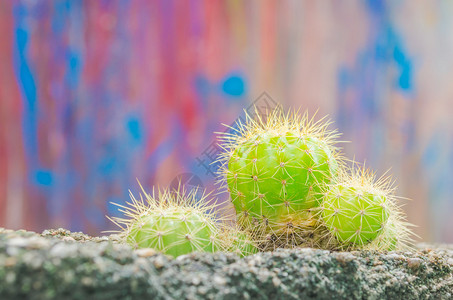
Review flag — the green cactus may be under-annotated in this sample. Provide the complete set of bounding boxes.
[108,184,229,257]
[218,108,342,247]
[227,228,259,257]
[321,185,389,247]
[320,165,414,250]
[365,214,415,251]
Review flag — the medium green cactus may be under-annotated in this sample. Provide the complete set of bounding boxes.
[320,165,414,250]
[218,108,342,247]
[108,185,229,257]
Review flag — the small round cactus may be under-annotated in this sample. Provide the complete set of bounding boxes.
[108,184,230,257]
[227,228,259,257]
[365,215,415,251]
[320,165,414,250]
[218,107,343,247]
[322,184,389,246]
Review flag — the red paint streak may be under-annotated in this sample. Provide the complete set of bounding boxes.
[83,2,117,84]
[0,1,25,228]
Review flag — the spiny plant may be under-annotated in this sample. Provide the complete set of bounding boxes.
[320,164,414,251]
[107,183,234,258]
[363,201,416,251]
[217,107,344,248]
[226,226,260,257]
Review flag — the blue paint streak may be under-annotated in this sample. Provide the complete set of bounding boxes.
[127,116,142,141]
[107,197,125,217]
[367,1,414,93]
[337,1,415,111]
[366,0,385,15]
[51,0,67,34]
[393,46,412,90]
[336,0,416,166]
[35,170,53,186]
[222,74,246,97]
[99,156,116,175]
[338,67,352,89]
[13,5,39,168]
[66,50,82,88]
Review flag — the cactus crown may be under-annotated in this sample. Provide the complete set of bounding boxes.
[217,107,342,170]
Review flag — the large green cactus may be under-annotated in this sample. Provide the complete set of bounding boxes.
[218,108,342,247]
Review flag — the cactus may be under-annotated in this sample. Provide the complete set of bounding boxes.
[217,107,343,248]
[365,214,415,251]
[320,165,414,250]
[108,184,231,257]
[226,227,259,257]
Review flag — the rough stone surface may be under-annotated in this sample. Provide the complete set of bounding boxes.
[0,228,451,299]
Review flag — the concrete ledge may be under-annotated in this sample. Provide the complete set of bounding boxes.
[0,228,452,299]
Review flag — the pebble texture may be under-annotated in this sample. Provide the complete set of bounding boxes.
[0,228,452,300]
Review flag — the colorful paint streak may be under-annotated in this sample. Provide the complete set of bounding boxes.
[0,0,452,242]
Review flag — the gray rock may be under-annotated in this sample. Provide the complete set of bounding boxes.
[0,228,451,299]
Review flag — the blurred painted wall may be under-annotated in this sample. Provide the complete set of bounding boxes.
[0,0,452,242]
